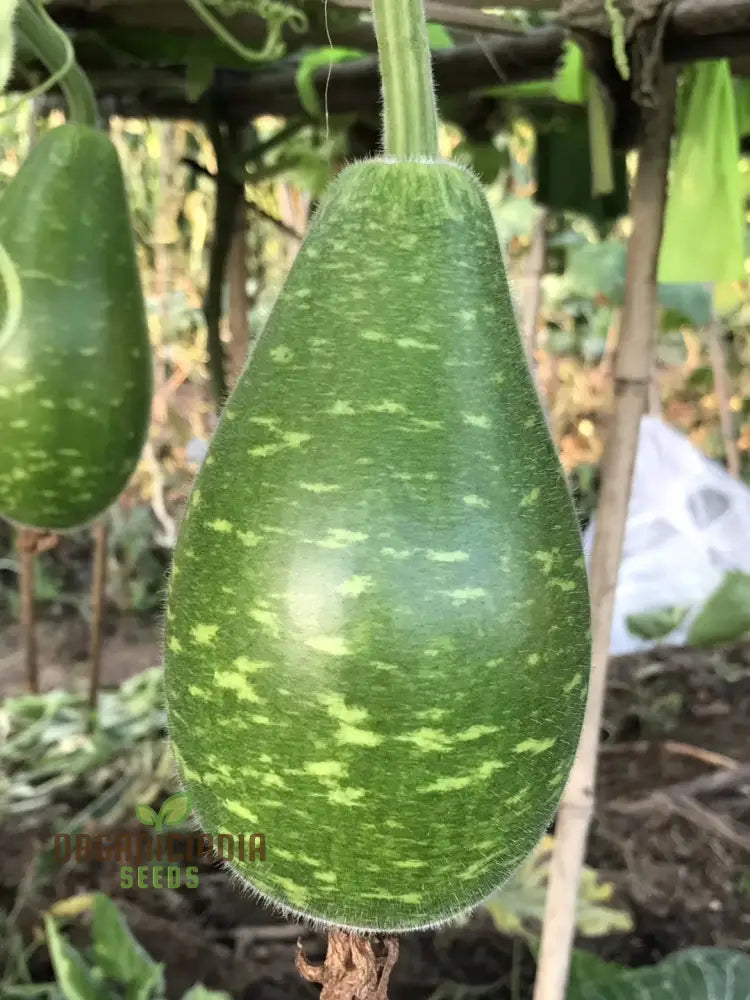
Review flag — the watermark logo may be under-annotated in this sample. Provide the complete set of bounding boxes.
[135,792,192,834]
[53,792,266,890]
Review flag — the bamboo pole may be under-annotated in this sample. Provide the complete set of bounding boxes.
[18,529,38,694]
[532,68,678,1000]
[87,517,109,713]
[226,200,251,389]
[707,309,740,478]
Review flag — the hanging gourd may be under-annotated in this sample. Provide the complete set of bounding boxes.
[164,0,590,937]
[0,0,152,699]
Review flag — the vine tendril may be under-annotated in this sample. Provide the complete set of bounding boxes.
[185,0,307,64]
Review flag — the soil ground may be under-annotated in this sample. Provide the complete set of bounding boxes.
[1,612,749,999]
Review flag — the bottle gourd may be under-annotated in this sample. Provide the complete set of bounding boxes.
[0,124,152,531]
[164,155,591,932]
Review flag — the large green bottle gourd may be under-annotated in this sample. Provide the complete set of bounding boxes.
[0,124,152,531]
[164,158,591,932]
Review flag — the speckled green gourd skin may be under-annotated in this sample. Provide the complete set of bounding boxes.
[164,158,591,933]
[0,124,152,531]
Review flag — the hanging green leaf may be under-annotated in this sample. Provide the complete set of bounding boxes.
[91,895,165,997]
[735,77,750,137]
[294,46,364,117]
[43,914,102,1000]
[535,109,629,224]
[565,239,627,304]
[427,23,453,49]
[588,78,615,195]
[658,282,713,328]
[567,947,750,1000]
[553,41,588,105]
[658,61,745,284]
[185,54,215,102]
[626,606,689,641]
[687,571,750,647]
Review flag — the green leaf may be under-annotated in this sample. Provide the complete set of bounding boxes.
[552,41,587,105]
[427,23,453,49]
[134,803,158,827]
[658,283,713,328]
[484,836,631,939]
[43,915,102,1000]
[626,606,690,641]
[185,55,215,102]
[567,947,750,1000]
[566,240,627,305]
[158,791,192,827]
[182,988,233,1000]
[687,572,750,647]
[658,61,745,283]
[91,895,164,998]
[452,140,507,185]
[294,47,363,117]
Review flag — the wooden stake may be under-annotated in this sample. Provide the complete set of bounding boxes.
[88,517,109,713]
[531,69,678,1000]
[521,207,547,370]
[707,312,740,478]
[226,200,251,389]
[18,529,39,694]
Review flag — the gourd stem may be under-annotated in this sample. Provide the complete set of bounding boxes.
[371,0,439,159]
[15,0,97,127]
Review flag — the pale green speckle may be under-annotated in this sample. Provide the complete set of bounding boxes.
[463,413,491,429]
[250,607,282,638]
[270,345,294,363]
[456,724,499,741]
[304,760,347,780]
[463,494,490,509]
[327,400,356,415]
[225,800,259,823]
[397,728,453,752]
[209,518,233,533]
[191,624,218,644]
[395,337,438,351]
[514,737,556,755]
[313,528,368,549]
[367,400,408,414]
[305,635,351,656]
[299,482,341,493]
[335,575,374,597]
[335,724,382,747]
[234,656,272,674]
[442,588,487,604]
[426,550,469,563]
[328,786,366,806]
[214,672,262,702]
[237,530,262,547]
[317,693,368,724]
[563,672,583,694]
[313,870,337,884]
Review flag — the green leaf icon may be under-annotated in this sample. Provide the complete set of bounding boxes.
[135,804,158,827]
[158,792,192,828]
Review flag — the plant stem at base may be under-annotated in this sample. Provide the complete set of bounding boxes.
[371,0,439,159]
